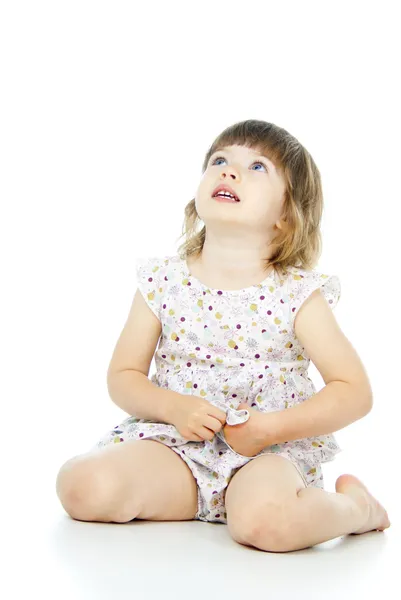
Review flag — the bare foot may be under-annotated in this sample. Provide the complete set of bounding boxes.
[335,474,391,535]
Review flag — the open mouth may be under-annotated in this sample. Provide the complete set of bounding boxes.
[212,191,240,202]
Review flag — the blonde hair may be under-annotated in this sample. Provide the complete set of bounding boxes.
[176,119,324,279]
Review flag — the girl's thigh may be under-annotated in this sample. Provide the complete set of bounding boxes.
[56,439,199,522]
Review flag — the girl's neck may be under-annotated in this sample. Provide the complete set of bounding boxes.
[186,253,274,291]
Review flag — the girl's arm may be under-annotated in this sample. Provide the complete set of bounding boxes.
[107,288,180,422]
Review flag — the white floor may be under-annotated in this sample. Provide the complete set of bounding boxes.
[6,450,397,600]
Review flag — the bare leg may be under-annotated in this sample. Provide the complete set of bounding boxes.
[226,455,391,553]
[56,440,198,523]
[281,474,391,551]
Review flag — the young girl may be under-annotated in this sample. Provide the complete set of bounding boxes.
[56,119,390,552]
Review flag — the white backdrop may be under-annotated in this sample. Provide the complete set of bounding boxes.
[1,0,399,597]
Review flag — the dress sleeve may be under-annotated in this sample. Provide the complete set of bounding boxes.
[135,256,166,321]
[288,269,341,330]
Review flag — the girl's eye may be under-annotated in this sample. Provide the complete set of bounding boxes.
[211,156,268,172]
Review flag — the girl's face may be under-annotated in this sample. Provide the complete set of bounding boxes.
[195,144,286,234]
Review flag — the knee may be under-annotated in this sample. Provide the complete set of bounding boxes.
[56,457,104,519]
[227,502,295,552]
[55,456,129,522]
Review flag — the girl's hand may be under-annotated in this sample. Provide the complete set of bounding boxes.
[223,403,276,457]
[169,393,227,442]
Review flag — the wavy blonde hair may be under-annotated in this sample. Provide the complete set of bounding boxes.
[176,119,324,279]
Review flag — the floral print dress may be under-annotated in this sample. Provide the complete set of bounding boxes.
[93,254,342,523]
